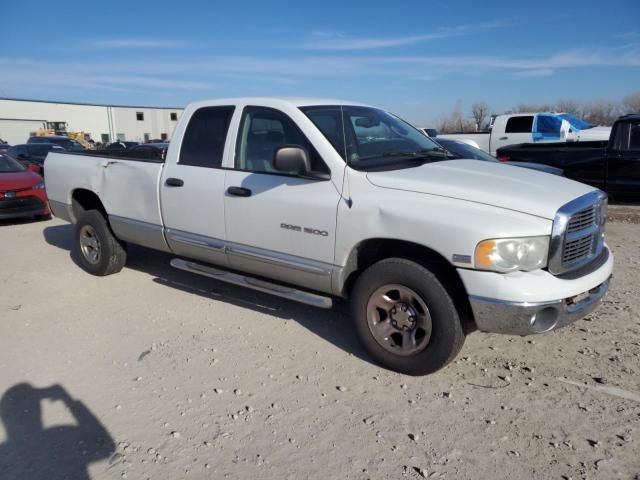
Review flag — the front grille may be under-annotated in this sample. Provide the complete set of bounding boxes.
[0,196,44,216]
[567,206,596,233]
[563,235,594,264]
[548,191,606,275]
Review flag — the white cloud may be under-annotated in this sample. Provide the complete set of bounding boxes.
[1,43,638,95]
[513,68,554,77]
[0,62,212,92]
[300,21,504,50]
[80,38,195,50]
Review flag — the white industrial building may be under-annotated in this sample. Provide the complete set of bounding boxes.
[0,98,184,145]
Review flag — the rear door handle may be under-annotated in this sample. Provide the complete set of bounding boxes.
[165,177,184,187]
[227,186,252,197]
[499,136,508,140]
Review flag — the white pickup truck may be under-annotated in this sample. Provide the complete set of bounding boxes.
[45,97,613,375]
[431,112,612,155]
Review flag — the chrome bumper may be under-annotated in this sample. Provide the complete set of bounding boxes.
[469,277,611,335]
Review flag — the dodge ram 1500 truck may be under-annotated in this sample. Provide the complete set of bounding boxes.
[45,97,613,375]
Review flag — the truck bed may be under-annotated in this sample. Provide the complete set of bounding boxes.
[44,151,166,229]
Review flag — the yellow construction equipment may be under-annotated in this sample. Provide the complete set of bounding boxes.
[35,125,94,149]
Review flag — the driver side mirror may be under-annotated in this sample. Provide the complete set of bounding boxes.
[27,164,40,173]
[272,146,330,180]
[273,145,312,174]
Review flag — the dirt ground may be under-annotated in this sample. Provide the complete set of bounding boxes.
[0,215,638,480]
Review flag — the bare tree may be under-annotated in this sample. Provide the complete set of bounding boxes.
[622,92,640,114]
[556,99,582,116]
[434,114,451,134]
[582,100,620,126]
[434,102,476,133]
[471,102,490,130]
[512,103,555,113]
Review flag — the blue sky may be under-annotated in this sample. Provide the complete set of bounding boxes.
[3,0,639,124]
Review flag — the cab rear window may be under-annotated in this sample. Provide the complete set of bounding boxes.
[505,116,534,133]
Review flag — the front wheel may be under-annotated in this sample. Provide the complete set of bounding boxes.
[351,258,465,375]
[73,210,127,276]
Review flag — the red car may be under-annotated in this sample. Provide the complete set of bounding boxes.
[0,154,50,221]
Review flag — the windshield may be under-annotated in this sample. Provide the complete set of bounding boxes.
[59,139,84,150]
[0,154,26,173]
[559,114,593,130]
[301,105,447,171]
[435,139,497,162]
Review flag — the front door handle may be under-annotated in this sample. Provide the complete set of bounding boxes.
[165,177,184,187]
[227,186,252,197]
[499,136,508,140]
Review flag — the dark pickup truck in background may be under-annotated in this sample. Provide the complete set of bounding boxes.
[496,114,640,198]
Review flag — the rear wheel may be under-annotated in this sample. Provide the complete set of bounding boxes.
[351,258,465,375]
[74,210,126,276]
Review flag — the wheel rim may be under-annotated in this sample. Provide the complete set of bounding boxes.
[79,225,101,265]
[366,284,433,356]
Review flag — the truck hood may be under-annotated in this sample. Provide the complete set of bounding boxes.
[0,171,42,191]
[366,159,595,220]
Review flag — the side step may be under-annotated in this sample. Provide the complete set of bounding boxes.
[170,258,333,309]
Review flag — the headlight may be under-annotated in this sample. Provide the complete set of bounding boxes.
[34,181,46,190]
[475,236,549,272]
[600,196,608,232]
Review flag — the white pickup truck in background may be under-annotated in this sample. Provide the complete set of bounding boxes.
[45,97,613,375]
[428,112,612,155]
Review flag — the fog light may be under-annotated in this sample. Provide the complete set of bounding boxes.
[530,307,558,333]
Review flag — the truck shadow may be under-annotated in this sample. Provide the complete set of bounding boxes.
[42,224,373,366]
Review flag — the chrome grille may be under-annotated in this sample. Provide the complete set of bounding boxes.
[567,206,596,233]
[548,191,606,275]
[563,235,594,264]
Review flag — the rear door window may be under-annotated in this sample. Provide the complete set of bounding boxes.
[179,106,235,168]
[505,116,534,133]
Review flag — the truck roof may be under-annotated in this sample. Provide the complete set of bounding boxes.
[187,96,372,109]
[504,112,564,116]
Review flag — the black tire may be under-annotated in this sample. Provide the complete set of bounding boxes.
[351,258,465,376]
[73,210,127,276]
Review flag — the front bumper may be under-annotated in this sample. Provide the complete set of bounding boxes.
[0,195,48,220]
[460,246,613,335]
[469,276,610,335]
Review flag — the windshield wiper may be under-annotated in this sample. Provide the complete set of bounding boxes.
[357,147,445,161]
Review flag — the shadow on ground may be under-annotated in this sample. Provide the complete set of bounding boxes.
[0,383,114,480]
[0,216,51,228]
[43,224,372,365]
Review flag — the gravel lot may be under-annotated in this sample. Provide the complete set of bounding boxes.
[0,214,639,480]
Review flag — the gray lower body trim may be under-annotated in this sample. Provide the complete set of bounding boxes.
[97,218,338,295]
[226,244,331,276]
[225,242,334,294]
[49,200,72,223]
[469,277,611,335]
[164,228,229,268]
[109,215,170,253]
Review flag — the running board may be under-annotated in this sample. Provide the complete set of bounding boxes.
[170,258,333,309]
